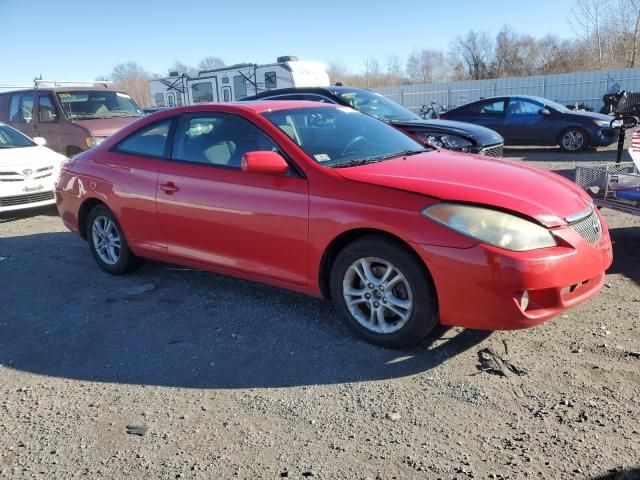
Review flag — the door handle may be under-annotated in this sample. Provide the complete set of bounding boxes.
[159,182,179,194]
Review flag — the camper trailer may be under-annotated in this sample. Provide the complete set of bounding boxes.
[148,56,329,108]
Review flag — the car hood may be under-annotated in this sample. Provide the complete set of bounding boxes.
[390,118,504,144]
[560,110,613,123]
[335,150,592,227]
[0,145,67,168]
[72,116,141,136]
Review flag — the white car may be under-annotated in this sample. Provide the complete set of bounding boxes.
[0,123,67,213]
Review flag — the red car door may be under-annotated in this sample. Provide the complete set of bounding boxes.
[104,117,176,252]
[156,112,309,285]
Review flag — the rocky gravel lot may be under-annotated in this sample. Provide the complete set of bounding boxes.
[1,144,639,479]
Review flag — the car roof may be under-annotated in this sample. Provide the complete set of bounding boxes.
[247,85,374,98]
[155,100,338,115]
[239,100,334,112]
[470,94,546,103]
[0,87,120,95]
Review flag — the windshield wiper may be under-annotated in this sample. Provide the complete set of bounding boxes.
[332,149,425,168]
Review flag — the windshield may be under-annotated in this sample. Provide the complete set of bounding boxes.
[335,90,420,121]
[262,106,427,168]
[0,123,35,148]
[540,98,570,113]
[56,90,144,120]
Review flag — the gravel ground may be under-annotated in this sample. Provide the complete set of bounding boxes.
[1,144,639,480]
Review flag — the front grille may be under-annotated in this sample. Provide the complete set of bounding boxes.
[33,172,52,180]
[0,165,54,182]
[479,144,504,157]
[0,191,54,207]
[568,210,602,245]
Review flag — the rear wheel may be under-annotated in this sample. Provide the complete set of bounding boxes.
[559,128,588,152]
[86,205,142,274]
[329,236,438,348]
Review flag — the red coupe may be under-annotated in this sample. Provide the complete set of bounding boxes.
[56,101,613,347]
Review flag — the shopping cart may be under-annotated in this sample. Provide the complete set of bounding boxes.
[575,129,640,216]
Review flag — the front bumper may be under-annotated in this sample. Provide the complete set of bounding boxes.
[591,127,618,147]
[474,142,504,157]
[411,212,613,330]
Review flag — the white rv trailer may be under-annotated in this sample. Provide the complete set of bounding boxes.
[148,56,329,108]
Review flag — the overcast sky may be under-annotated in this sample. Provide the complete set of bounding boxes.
[2,0,577,85]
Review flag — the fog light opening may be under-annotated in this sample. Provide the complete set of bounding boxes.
[517,291,529,311]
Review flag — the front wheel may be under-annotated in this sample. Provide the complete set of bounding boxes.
[87,205,142,275]
[559,128,588,152]
[329,236,438,348]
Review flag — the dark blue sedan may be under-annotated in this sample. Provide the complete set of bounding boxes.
[440,95,618,152]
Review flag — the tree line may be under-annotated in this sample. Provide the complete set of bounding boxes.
[330,0,640,88]
[105,0,640,106]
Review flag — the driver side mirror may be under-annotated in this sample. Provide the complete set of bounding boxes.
[33,136,47,146]
[241,151,289,175]
[539,108,551,115]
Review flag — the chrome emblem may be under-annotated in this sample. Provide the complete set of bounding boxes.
[22,169,33,177]
[592,215,602,237]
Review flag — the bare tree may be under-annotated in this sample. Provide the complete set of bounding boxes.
[197,56,225,72]
[493,26,524,77]
[362,58,383,87]
[326,60,350,84]
[451,30,493,80]
[110,62,151,107]
[406,49,445,84]
[609,0,640,66]
[385,53,405,86]
[167,61,197,77]
[571,0,607,69]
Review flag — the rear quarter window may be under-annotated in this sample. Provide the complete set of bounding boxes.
[115,119,173,158]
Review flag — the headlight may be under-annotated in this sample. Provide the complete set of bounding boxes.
[440,135,473,151]
[85,136,107,148]
[422,203,558,251]
[426,134,472,152]
[593,119,612,128]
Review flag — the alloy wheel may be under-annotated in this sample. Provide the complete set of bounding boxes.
[342,257,413,334]
[91,215,122,265]
[562,130,584,151]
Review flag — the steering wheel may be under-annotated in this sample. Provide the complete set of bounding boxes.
[341,136,367,156]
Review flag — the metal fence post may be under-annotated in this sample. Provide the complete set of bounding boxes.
[447,88,451,108]
[542,78,546,98]
[400,89,404,106]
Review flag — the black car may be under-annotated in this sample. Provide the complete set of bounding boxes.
[440,95,618,152]
[243,86,504,156]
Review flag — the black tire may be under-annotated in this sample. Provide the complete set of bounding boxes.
[86,205,142,275]
[559,127,589,152]
[329,235,438,348]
